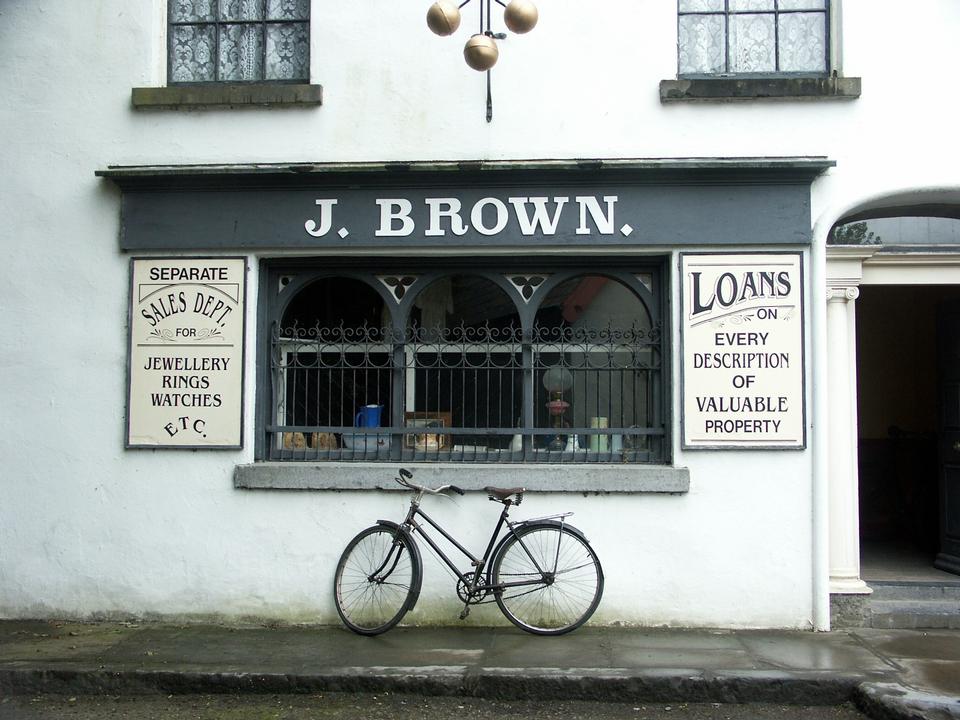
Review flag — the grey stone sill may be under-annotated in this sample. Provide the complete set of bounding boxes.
[131,84,323,109]
[234,463,689,494]
[660,76,861,102]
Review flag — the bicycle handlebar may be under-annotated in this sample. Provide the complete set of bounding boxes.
[395,468,465,496]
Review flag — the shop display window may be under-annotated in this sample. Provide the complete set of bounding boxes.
[259,263,667,464]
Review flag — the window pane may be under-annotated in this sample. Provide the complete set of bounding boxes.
[267,268,664,464]
[729,0,774,11]
[171,0,216,23]
[534,277,656,456]
[679,0,724,10]
[220,24,265,81]
[778,12,826,71]
[407,276,522,449]
[267,0,309,20]
[778,0,825,9]
[266,22,310,80]
[170,25,216,82]
[536,276,652,333]
[409,275,522,334]
[679,15,725,75]
[729,13,775,73]
[276,279,392,458]
[220,0,265,21]
[281,277,388,330]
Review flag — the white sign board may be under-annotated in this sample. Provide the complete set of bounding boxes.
[681,253,805,449]
[126,257,246,448]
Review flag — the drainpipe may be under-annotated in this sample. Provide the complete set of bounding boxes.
[811,214,831,631]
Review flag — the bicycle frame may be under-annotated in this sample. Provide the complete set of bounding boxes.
[390,491,573,599]
[334,470,603,636]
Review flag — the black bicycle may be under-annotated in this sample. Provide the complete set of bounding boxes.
[333,468,604,636]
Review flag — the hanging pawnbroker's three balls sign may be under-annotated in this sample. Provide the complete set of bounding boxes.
[504,0,538,34]
[464,34,499,71]
[426,1,462,36]
[427,0,539,72]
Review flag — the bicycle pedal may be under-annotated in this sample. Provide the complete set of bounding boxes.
[458,607,471,620]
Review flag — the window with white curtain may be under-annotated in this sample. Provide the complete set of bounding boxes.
[678,0,829,77]
[168,0,310,83]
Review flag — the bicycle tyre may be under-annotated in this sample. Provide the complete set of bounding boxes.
[334,524,421,635]
[491,522,603,635]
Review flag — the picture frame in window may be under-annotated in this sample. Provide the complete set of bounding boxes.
[404,411,453,450]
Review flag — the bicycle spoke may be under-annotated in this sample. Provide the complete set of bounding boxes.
[334,526,419,635]
[493,525,603,634]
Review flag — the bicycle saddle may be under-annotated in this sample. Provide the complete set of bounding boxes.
[485,486,526,502]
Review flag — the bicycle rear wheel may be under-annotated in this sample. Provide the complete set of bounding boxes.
[492,523,603,635]
[334,524,420,635]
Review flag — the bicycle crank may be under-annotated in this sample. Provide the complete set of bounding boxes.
[456,572,489,605]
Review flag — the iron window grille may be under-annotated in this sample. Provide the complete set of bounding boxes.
[168,0,310,84]
[260,265,667,465]
[677,0,829,77]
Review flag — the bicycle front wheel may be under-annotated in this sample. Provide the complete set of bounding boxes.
[334,524,420,635]
[492,523,603,635]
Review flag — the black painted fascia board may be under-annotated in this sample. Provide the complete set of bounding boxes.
[96,158,836,192]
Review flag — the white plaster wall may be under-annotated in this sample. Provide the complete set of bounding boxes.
[0,0,956,628]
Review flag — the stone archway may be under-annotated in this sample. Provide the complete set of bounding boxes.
[820,186,960,626]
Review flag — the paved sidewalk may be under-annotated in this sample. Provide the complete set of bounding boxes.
[0,621,958,719]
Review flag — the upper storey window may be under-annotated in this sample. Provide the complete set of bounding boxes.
[169,0,310,83]
[678,0,828,76]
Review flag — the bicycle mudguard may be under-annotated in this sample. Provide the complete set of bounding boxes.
[375,520,423,612]
[513,518,591,541]
[487,519,592,583]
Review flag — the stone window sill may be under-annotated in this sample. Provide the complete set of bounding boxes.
[659,76,861,103]
[234,463,690,494]
[131,83,323,109]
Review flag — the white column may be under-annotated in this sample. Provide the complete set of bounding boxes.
[826,286,871,594]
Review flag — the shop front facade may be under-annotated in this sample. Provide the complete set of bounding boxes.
[93,159,822,628]
[2,1,959,630]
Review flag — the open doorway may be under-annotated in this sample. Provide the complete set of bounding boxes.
[857,285,960,581]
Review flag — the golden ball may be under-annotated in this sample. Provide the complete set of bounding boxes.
[463,34,499,71]
[504,0,538,34]
[427,1,461,36]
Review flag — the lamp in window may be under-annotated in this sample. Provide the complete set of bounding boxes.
[542,366,572,451]
[426,0,539,122]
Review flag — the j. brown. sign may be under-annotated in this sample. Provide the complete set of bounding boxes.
[114,182,814,251]
[681,253,805,449]
[126,257,246,448]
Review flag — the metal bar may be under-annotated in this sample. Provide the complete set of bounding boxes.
[169,18,306,26]
[409,518,471,582]
[478,506,511,566]
[523,333,534,459]
[724,0,730,73]
[214,9,221,81]
[262,10,267,80]
[677,9,823,15]
[486,71,493,123]
[774,0,781,72]
[415,508,483,565]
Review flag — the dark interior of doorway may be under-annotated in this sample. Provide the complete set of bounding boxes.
[857,285,960,581]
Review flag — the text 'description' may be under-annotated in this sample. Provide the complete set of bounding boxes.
[681,253,805,449]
